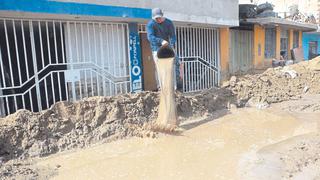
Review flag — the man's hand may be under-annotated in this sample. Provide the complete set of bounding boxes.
[161,40,169,46]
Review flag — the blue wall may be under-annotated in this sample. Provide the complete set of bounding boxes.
[128,23,143,93]
[0,0,151,19]
[302,32,320,60]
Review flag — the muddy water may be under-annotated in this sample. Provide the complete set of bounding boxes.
[155,57,177,127]
[269,94,320,133]
[238,95,320,180]
[34,107,316,180]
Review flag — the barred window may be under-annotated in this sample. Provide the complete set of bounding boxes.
[293,30,299,48]
[265,28,276,58]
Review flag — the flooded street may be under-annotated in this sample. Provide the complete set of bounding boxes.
[1,52,320,180]
[35,95,319,180]
[2,1,320,179]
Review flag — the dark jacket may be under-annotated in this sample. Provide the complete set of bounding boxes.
[146,18,176,51]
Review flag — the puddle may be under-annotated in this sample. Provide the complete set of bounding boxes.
[34,108,310,180]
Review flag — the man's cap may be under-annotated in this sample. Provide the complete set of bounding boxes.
[152,8,164,20]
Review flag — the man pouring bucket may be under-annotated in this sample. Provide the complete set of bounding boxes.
[147,8,182,91]
[147,8,181,131]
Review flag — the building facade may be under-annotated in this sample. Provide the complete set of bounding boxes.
[248,18,316,69]
[302,32,320,60]
[221,16,317,78]
[0,0,239,117]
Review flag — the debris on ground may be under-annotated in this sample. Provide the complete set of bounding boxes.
[279,133,320,179]
[0,160,58,179]
[223,57,320,107]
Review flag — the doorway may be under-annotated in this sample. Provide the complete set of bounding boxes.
[139,33,157,91]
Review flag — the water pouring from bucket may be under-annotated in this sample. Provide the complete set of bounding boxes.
[152,45,179,132]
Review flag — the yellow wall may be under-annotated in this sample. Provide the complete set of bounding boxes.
[219,27,230,81]
[253,26,301,70]
[222,25,303,80]
[289,29,294,59]
[253,24,265,69]
[299,30,303,47]
[276,26,281,60]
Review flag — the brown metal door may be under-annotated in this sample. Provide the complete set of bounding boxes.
[140,33,157,91]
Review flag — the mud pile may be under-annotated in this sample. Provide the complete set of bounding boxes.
[224,57,320,106]
[279,133,320,179]
[0,89,234,162]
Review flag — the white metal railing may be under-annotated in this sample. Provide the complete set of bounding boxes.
[181,57,218,92]
[0,18,130,117]
[176,26,219,92]
[139,24,220,92]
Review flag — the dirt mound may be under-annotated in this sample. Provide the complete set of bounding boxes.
[279,133,320,179]
[0,89,234,162]
[224,57,320,106]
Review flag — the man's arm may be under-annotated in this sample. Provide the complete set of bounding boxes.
[168,21,176,47]
[147,22,163,45]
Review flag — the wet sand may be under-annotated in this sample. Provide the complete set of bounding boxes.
[239,95,320,180]
[33,100,319,180]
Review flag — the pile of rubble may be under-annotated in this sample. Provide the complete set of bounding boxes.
[223,57,320,108]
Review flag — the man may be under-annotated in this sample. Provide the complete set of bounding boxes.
[147,8,181,90]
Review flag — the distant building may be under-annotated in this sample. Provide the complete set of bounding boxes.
[302,32,320,60]
[246,17,316,68]
[223,3,317,77]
